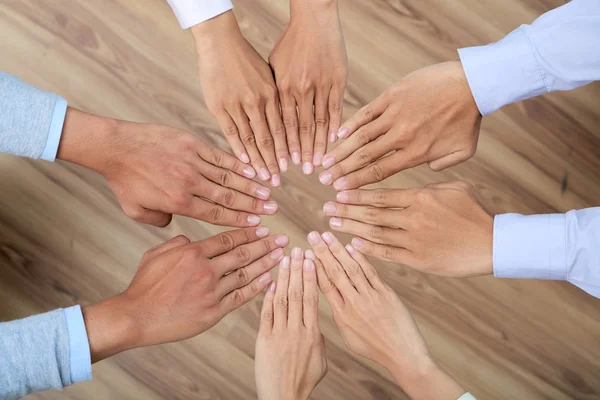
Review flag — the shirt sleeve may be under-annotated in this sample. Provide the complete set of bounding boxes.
[63,305,93,383]
[493,208,600,298]
[0,71,67,161]
[167,0,233,29]
[457,0,600,116]
[457,393,477,400]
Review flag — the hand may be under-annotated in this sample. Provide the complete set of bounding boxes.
[323,181,493,277]
[58,108,277,227]
[192,11,287,186]
[255,248,327,400]
[269,0,347,174]
[305,231,465,400]
[318,61,481,190]
[82,227,290,362]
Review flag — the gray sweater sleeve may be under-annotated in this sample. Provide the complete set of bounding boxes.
[0,71,68,161]
[0,309,72,399]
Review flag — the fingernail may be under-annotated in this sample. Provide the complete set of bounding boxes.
[270,174,280,187]
[264,202,278,213]
[303,259,315,271]
[313,152,323,167]
[268,281,276,292]
[329,131,336,143]
[240,153,250,163]
[345,244,355,254]
[302,162,314,175]
[275,234,289,246]
[329,217,342,228]
[242,166,256,178]
[321,231,334,244]
[280,256,290,270]
[305,249,315,260]
[292,152,301,165]
[352,237,364,248]
[259,272,272,284]
[292,247,303,260]
[256,227,270,238]
[270,248,284,260]
[258,168,270,181]
[337,191,349,202]
[333,178,347,191]
[337,127,349,138]
[247,215,261,225]
[322,156,335,169]
[256,188,270,200]
[307,231,320,245]
[323,202,336,215]
[319,171,333,185]
[279,158,288,172]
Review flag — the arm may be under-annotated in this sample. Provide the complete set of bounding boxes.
[459,0,600,116]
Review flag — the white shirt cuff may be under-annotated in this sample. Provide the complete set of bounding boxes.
[167,0,233,29]
[40,96,67,162]
[63,305,92,383]
[458,26,547,116]
[457,393,477,400]
[493,213,566,280]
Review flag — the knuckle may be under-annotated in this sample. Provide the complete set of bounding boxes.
[373,189,387,207]
[236,267,249,285]
[243,92,261,106]
[217,171,232,187]
[271,122,286,137]
[364,207,380,223]
[320,279,336,293]
[218,232,235,249]
[368,163,385,181]
[241,134,256,146]
[315,117,329,128]
[416,190,433,204]
[207,149,224,166]
[262,308,274,322]
[275,295,288,308]
[235,246,251,262]
[170,193,191,209]
[289,287,304,301]
[329,102,341,113]
[362,106,374,122]
[381,246,397,261]
[345,264,360,277]
[208,205,226,222]
[356,149,372,166]
[231,289,245,307]
[252,198,263,212]
[262,239,274,253]
[302,151,313,160]
[300,122,312,135]
[356,130,371,146]
[223,124,238,137]
[283,117,297,129]
[218,189,236,207]
[363,266,377,280]
[327,265,344,281]
[304,294,318,307]
[258,135,274,148]
[299,80,313,94]
[182,247,201,261]
[368,226,384,240]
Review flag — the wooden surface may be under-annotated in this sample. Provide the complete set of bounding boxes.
[1,0,600,399]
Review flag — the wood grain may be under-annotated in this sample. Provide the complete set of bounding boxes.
[1,1,599,399]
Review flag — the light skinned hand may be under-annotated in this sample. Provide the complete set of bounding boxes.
[305,231,465,400]
[82,227,290,363]
[192,11,287,186]
[255,248,327,400]
[323,181,493,277]
[58,108,277,228]
[319,61,481,190]
[269,0,347,174]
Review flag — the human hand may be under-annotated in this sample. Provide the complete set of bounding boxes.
[269,0,347,173]
[305,231,465,399]
[323,181,493,277]
[192,11,287,186]
[82,227,289,363]
[319,61,481,190]
[255,248,327,400]
[58,108,277,227]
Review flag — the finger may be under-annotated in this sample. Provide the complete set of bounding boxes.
[218,247,284,296]
[143,235,190,261]
[302,259,319,329]
[351,237,413,265]
[345,243,385,291]
[336,92,388,139]
[313,88,330,167]
[323,202,405,229]
[327,86,344,144]
[428,149,473,172]
[214,110,250,164]
[265,100,289,178]
[280,93,301,165]
[327,217,409,247]
[214,234,289,274]
[305,249,343,311]
[196,180,278,217]
[297,92,315,174]
[320,117,389,177]
[335,188,419,208]
[332,152,420,191]
[248,106,279,179]
[259,281,277,336]
[187,197,262,227]
[274,256,291,331]
[199,162,271,202]
[306,231,356,298]
[193,226,271,258]
[198,145,257,180]
[320,231,370,293]
[220,270,273,315]
[288,247,304,329]
[231,110,269,181]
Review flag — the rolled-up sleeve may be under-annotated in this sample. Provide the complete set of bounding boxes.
[167,0,233,29]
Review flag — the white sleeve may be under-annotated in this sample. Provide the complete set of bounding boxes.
[167,0,233,29]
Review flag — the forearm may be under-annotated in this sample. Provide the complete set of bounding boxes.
[388,358,466,400]
[190,10,242,54]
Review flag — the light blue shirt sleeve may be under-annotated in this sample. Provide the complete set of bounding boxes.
[63,305,93,383]
[0,71,67,161]
[493,208,600,298]
[458,0,600,116]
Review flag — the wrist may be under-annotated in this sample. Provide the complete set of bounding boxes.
[290,0,338,19]
[389,357,465,400]
[191,10,243,54]
[82,294,140,363]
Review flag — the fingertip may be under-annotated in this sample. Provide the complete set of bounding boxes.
[291,152,301,165]
[279,157,288,172]
[337,127,349,138]
[270,174,280,187]
[242,165,256,179]
[303,259,315,271]
[305,249,315,260]
[240,153,250,163]
[321,231,334,245]
[247,215,261,226]
[268,281,277,293]
[302,162,314,175]
[307,231,320,246]
[352,237,364,248]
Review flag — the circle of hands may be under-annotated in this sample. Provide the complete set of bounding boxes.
[79,5,494,400]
